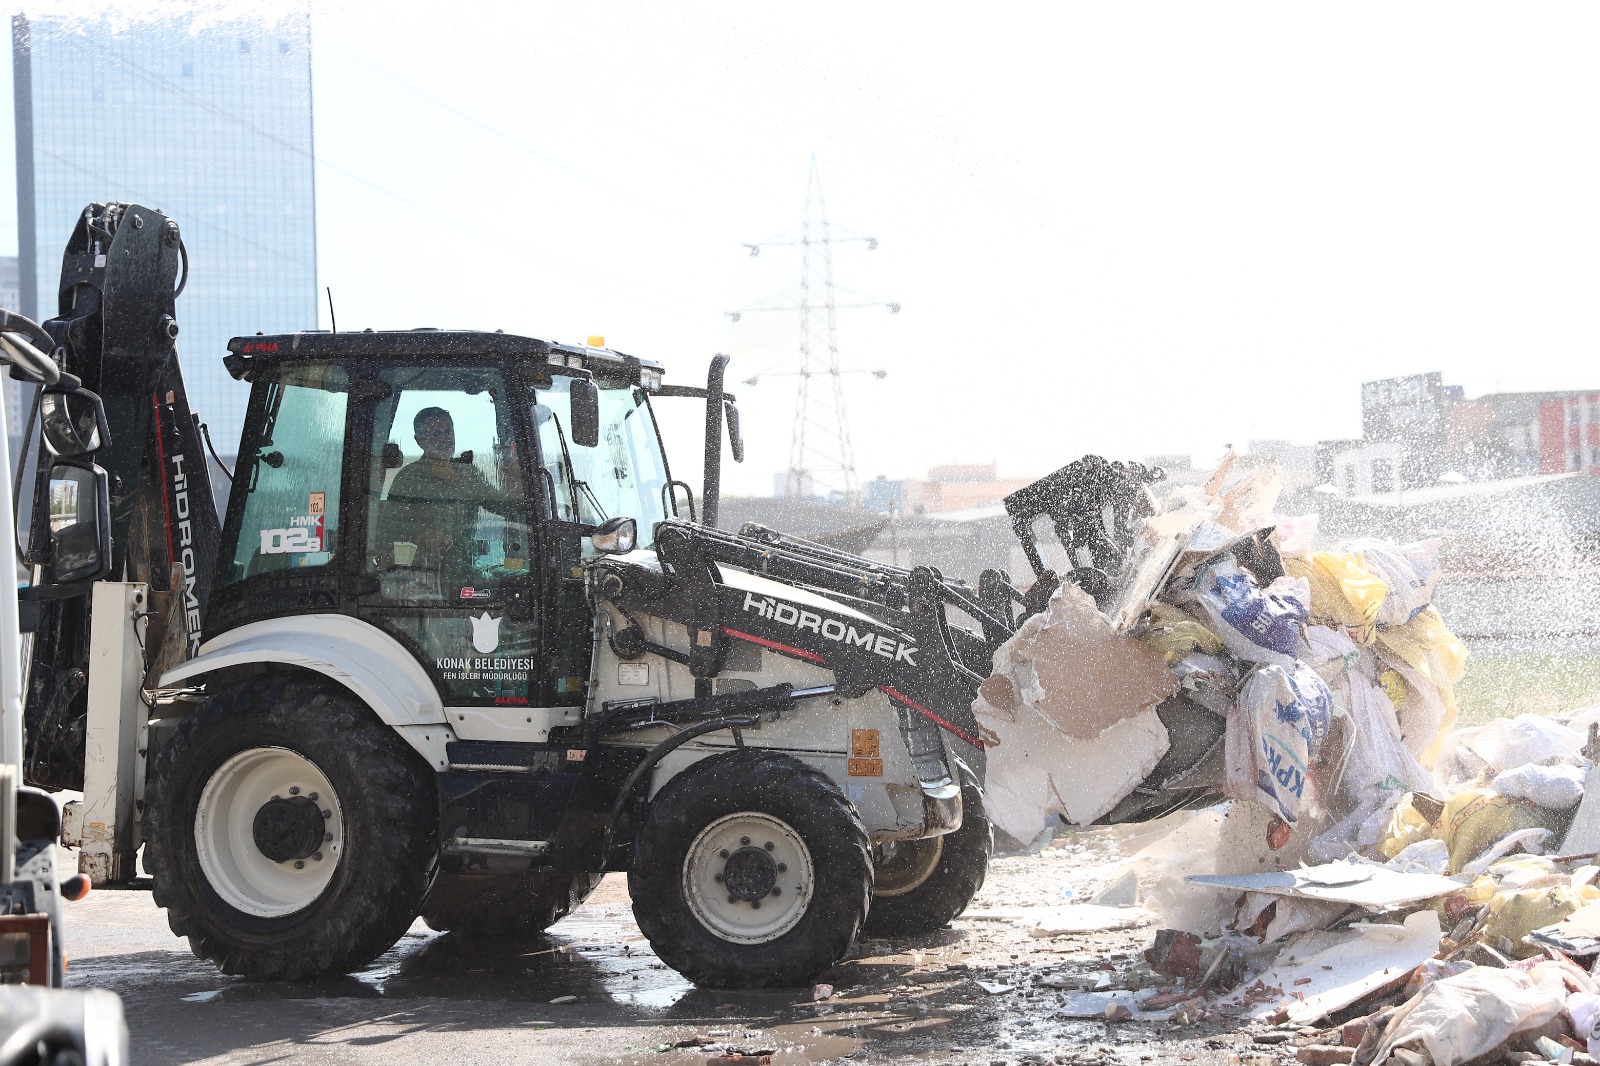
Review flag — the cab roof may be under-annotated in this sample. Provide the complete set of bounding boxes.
[223,329,665,385]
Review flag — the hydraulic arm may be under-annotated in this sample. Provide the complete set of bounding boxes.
[21,203,221,790]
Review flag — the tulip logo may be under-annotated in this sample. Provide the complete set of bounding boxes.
[470,612,502,654]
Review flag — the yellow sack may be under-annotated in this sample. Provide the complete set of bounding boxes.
[1283,552,1388,644]
[1375,606,1469,690]
[1379,792,1439,860]
[1377,668,1409,709]
[1438,789,1554,873]
[1139,603,1224,663]
[1483,884,1587,958]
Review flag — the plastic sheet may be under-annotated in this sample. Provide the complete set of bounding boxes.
[1370,963,1572,1066]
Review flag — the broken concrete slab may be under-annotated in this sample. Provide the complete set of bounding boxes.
[1226,910,1442,1024]
[1186,860,1463,910]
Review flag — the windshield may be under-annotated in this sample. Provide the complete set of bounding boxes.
[534,375,671,547]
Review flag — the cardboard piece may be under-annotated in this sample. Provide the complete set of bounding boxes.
[1186,860,1463,910]
[1007,584,1179,740]
[1225,910,1442,1024]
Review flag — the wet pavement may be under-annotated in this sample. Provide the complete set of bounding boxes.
[62,845,1271,1066]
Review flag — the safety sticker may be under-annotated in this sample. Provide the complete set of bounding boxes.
[308,492,325,516]
[848,758,884,777]
[851,729,880,758]
[618,662,649,686]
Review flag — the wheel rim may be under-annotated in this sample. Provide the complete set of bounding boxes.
[682,812,814,945]
[194,746,344,918]
[873,836,944,898]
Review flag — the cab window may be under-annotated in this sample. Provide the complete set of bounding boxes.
[364,366,530,606]
[534,373,670,547]
[220,361,348,586]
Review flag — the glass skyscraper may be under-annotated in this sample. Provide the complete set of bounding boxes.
[12,11,317,452]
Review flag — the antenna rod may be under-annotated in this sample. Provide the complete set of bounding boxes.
[326,286,337,333]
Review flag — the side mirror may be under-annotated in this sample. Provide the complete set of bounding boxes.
[724,400,744,463]
[44,460,112,584]
[590,516,636,555]
[570,377,600,448]
[40,387,110,457]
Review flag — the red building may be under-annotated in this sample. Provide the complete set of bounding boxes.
[1538,393,1600,475]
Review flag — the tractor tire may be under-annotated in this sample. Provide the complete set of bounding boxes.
[422,869,602,936]
[142,675,437,981]
[861,778,992,938]
[629,750,870,989]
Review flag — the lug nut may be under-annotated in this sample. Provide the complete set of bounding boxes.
[714,874,723,883]
[764,842,774,851]
[308,792,318,801]
[321,809,331,819]
[777,863,788,872]
[727,895,737,904]
[294,861,305,870]
[751,900,760,909]
[312,852,323,861]
[289,786,300,795]
[719,849,729,859]
[771,887,781,896]
[740,836,751,846]
[324,832,333,842]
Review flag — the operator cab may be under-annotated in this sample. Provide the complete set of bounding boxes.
[209,330,674,710]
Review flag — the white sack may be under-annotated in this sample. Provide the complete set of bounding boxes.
[1372,963,1572,1066]
[1468,714,1584,774]
[1490,761,1588,810]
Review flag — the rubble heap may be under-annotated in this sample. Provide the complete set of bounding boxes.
[973,453,1600,1066]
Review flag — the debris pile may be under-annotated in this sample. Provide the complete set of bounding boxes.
[971,453,1600,1066]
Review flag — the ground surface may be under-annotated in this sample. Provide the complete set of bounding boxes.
[62,832,1290,1066]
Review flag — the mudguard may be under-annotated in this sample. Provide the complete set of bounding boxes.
[159,614,446,730]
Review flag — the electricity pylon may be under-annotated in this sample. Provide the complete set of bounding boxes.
[728,160,897,504]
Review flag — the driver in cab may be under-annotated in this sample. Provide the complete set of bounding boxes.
[381,406,507,576]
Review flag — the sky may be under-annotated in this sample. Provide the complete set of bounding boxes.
[4,1,1600,498]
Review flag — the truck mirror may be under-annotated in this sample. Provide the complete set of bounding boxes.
[39,387,110,456]
[725,400,744,463]
[570,377,600,448]
[590,516,636,555]
[44,460,113,584]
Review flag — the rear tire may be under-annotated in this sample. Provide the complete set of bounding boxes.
[422,869,601,936]
[142,676,437,980]
[861,778,991,937]
[630,750,870,989]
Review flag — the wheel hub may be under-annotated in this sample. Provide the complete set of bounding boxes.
[194,746,344,918]
[683,812,815,945]
[722,846,778,902]
[252,796,325,863]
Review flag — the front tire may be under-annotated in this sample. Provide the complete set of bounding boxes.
[143,676,437,980]
[861,778,991,937]
[629,750,870,989]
